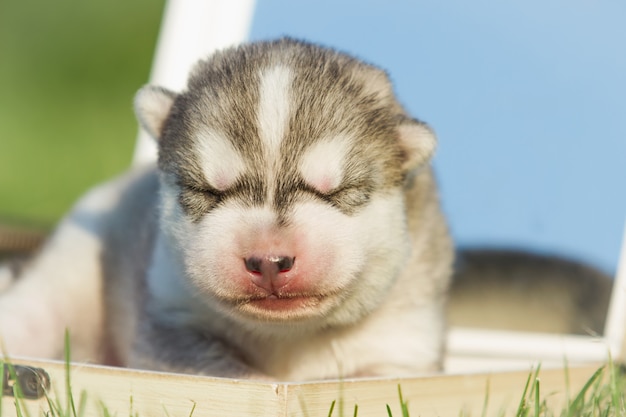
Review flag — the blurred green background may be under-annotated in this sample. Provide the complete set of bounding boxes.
[0,1,165,228]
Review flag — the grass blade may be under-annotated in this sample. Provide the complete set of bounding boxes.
[161,403,171,417]
[533,378,540,417]
[327,399,336,417]
[8,363,31,417]
[46,391,63,417]
[481,379,490,417]
[188,401,197,417]
[397,385,409,417]
[568,365,605,416]
[516,371,533,417]
[77,390,88,417]
[563,356,571,406]
[64,330,75,417]
[98,400,113,417]
[0,361,4,417]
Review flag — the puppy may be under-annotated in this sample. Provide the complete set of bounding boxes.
[0,38,453,380]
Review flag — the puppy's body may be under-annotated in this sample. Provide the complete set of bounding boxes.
[0,39,452,380]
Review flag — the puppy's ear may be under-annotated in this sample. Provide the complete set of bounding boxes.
[134,86,177,141]
[397,119,437,172]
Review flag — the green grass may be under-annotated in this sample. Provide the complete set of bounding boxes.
[0,1,165,227]
[510,363,625,417]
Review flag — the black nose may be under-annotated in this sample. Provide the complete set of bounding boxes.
[244,255,295,274]
[244,255,296,292]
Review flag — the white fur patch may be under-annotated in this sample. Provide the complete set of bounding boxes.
[257,65,292,155]
[134,86,175,139]
[0,193,109,361]
[299,137,350,194]
[194,128,245,190]
[397,122,437,170]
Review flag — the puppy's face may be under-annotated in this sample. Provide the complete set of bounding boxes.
[135,39,436,326]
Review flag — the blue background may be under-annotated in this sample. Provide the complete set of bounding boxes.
[249,1,626,274]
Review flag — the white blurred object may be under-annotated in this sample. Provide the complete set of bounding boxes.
[604,221,626,361]
[132,0,256,165]
[446,328,608,373]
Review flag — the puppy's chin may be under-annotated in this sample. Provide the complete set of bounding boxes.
[235,295,330,322]
[216,291,338,322]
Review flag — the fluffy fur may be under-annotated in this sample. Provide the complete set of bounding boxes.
[448,249,613,336]
[0,39,453,380]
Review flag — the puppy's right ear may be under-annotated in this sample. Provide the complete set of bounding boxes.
[397,118,437,172]
[134,86,177,140]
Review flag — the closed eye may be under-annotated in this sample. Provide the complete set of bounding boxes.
[186,184,222,198]
[178,177,224,198]
[329,185,371,209]
[300,182,371,214]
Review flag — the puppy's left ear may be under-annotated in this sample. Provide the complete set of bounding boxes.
[397,119,437,172]
[134,86,177,141]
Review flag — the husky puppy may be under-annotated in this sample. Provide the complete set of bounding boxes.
[0,39,453,380]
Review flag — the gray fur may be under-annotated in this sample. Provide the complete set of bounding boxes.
[449,249,613,335]
[154,39,424,221]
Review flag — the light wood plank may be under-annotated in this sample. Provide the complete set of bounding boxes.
[4,358,281,417]
[286,364,602,417]
[2,358,603,417]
